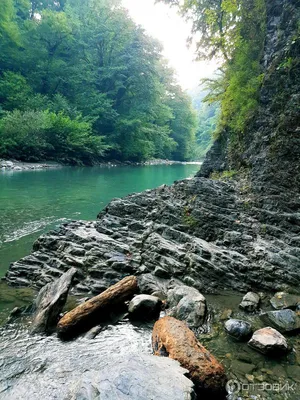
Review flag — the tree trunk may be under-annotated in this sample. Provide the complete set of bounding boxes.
[57,275,138,338]
[152,316,226,398]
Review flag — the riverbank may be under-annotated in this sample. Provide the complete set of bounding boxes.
[0,158,202,172]
[0,159,62,171]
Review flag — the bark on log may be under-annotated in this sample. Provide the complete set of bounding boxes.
[152,316,226,398]
[57,275,138,338]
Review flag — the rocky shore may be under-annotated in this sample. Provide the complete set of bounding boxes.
[0,159,61,171]
[0,158,201,171]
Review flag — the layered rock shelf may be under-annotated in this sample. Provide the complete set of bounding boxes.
[5,177,300,295]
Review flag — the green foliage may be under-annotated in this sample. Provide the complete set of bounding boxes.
[189,86,220,159]
[0,0,196,164]
[159,0,240,61]
[0,110,51,160]
[183,206,198,228]
[0,110,107,164]
[0,0,20,43]
[210,169,237,180]
[167,85,198,161]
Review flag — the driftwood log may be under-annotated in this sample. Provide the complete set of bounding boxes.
[57,275,138,338]
[152,316,226,398]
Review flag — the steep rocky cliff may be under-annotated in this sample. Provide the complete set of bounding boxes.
[199,0,300,213]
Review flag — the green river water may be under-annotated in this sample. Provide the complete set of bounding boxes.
[0,164,199,278]
[0,164,299,400]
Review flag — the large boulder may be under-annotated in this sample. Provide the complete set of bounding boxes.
[224,319,252,340]
[260,309,300,333]
[248,327,288,355]
[31,267,77,334]
[239,292,260,312]
[167,285,207,328]
[128,294,162,321]
[152,316,226,397]
[270,292,300,310]
[171,295,207,329]
[167,286,201,308]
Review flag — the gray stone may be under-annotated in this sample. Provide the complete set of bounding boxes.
[167,285,201,308]
[151,290,167,301]
[270,292,300,310]
[153,266,171,278]
[239,292,260,312]
[260,309,300,333]
[137,274,167,295]
[85,325,103,339]
[248,327,288,355]
[31,267,77,334]
[128,294,162,320]
[171,294,207,328]
[224,319,252,340]
[69,354,196,400]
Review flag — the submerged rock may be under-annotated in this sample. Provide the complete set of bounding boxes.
[128,294,162,321]
[270,292,300,310]
[224,319,252,340]
[260,309,300,333]
[31,267,77,334]
[239,292,260,312]
[248,327,288,355]
[152,316,226,397]
[220,309,232,321]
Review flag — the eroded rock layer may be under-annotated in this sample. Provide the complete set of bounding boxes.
[5,177,300,294]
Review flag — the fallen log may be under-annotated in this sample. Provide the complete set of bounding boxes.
[152,316,226,398]
[57,275,138,338]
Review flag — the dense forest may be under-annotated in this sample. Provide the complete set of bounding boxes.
[189,87,219,160]
[0,0,199,164]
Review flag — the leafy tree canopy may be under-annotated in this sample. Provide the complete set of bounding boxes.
[0,0,197,164]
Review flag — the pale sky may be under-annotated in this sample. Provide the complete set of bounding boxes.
[122,0,218,90]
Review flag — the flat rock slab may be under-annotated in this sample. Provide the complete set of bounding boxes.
[31,267,77,334]
[248,327,288,355]
[260,309,300,333]
[152,316,226,396]
[68,354,196,400]
[270,292,300,310]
